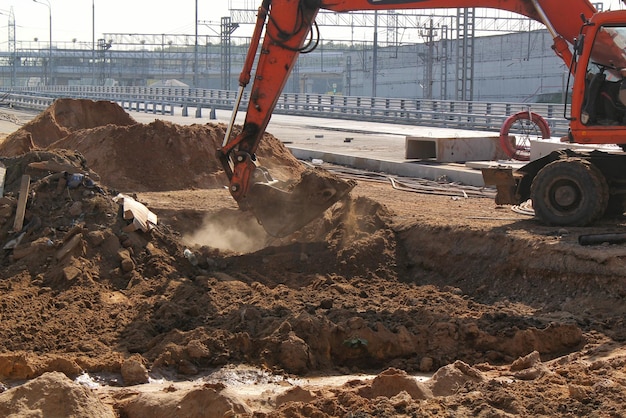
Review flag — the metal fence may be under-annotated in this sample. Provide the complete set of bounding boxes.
[0,86,570,136]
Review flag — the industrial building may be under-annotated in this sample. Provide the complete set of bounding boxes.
[0,6,596,103]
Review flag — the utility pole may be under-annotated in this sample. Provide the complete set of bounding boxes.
[194,0,198,87]
[92,0,96,84]
[372,10,378,97]
[420,19,436,100]
[455,8,475,101]
[440,25,449,100]
[33,0,52,85]
[221,16,239,90]
[1,8,16,87]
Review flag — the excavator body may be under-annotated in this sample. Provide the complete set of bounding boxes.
[486,8,626,226]
[221,0,626,233]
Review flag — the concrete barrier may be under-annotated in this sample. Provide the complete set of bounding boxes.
[405,135,508,163]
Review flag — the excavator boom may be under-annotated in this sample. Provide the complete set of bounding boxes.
[220,0,600,236]
[326,0,594,44]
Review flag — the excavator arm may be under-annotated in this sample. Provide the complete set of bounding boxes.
[219,0,321,201]
[219,0,598,237]
[218,0,357,238]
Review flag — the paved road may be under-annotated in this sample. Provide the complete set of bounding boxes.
[0,105,509,186]
[0,108,39,135]
[134,107,508,186]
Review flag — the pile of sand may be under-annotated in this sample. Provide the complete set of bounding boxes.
[0,98,303,192]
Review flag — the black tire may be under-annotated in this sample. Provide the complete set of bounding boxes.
[530,158,609,226]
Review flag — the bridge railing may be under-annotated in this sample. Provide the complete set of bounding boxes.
[0,86,570,136]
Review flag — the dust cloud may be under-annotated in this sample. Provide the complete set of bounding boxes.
[182,213,269,253]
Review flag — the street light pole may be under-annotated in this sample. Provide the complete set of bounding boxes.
[93,0,96,84]
[33,0,52,86]
[194,0,198,87]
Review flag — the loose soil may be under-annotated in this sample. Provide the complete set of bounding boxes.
[1,98,626,417]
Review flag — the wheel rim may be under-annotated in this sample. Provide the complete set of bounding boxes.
[548,179,581,211]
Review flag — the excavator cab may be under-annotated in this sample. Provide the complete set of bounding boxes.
[570,20,626,143]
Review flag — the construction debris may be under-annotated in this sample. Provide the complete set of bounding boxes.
[113,193,157,232]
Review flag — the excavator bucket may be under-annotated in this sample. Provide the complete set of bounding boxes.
[243,167,356,237]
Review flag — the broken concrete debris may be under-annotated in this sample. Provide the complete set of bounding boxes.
[1,154,157,262]
[112,193,158,232]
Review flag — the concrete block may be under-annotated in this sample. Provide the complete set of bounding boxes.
[405,135,507,163]
[530,138,621,161]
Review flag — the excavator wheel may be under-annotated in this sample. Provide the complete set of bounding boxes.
[530,157,609,226]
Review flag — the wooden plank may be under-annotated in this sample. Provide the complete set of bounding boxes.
[13,174,30,232]
[55,233,83,260]
[27,161,101,181]
[28,161,84,174]
[0,162,5,197]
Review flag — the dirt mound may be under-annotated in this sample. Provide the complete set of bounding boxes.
[47,119,304,192]
[48,120,229,192]
[0,98,136,156]
[0,98,304,192]
[0,372,115,417]
[0,100,420,381]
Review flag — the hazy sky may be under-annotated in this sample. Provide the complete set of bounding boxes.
[1,0,624,47]
[0,0,232,46]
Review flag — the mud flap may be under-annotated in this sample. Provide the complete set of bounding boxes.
[244,167,356,237]
[481,167,520,205]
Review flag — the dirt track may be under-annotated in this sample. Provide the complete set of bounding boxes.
[1,99,626,416]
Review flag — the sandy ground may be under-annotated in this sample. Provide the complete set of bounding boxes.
[1,99,626,416]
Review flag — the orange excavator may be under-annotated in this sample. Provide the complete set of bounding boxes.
[219,0,626,235]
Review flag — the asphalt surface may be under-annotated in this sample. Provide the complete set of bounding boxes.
[0,105,519,187]
[137,107,515,187]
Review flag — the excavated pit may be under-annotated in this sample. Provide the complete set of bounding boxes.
[1,99,626,416]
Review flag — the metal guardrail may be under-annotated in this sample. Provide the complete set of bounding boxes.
[0,86,570,136]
